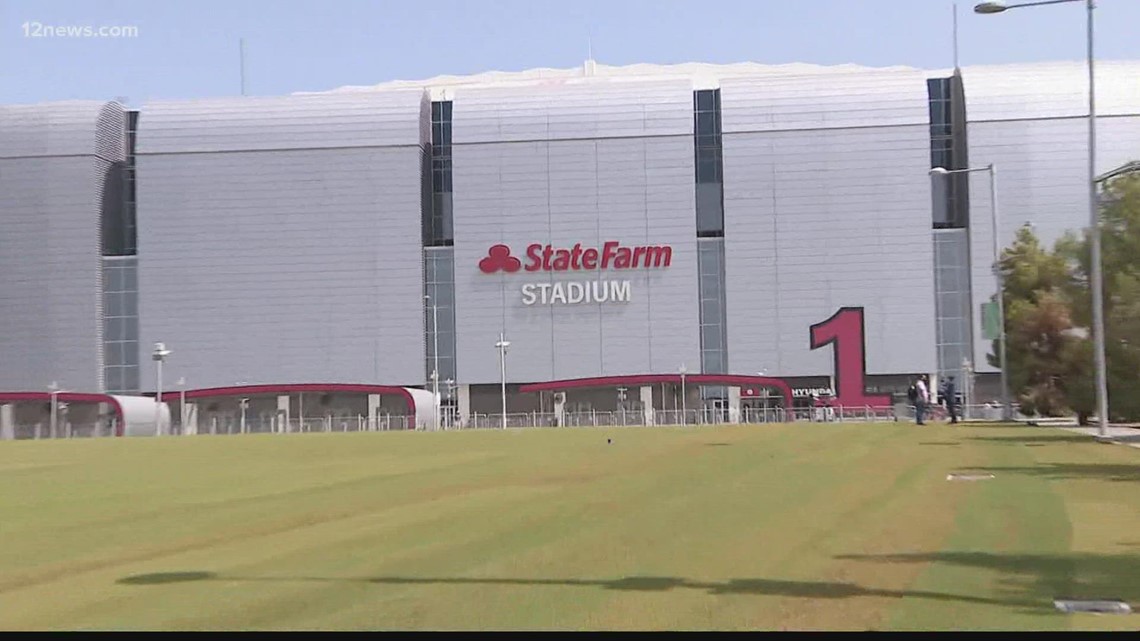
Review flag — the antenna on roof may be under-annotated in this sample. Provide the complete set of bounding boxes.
[240,37,247,96]
[584,35,596,76]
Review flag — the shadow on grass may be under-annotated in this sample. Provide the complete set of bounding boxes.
[117,571,1038,609]
[836,551,1140,608]
[967,434,1093,445]
[918,442,960,446]
[973,463,1140,482]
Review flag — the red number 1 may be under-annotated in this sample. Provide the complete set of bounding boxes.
[810,307,893,408]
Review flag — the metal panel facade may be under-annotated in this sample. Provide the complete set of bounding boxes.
[720,70,937,378]
[135,93,426,389]
[0,101,124,391]
[451,81,700,384]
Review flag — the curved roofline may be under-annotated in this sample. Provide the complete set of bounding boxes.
[296,60,923,95]
[0,392,126,436]
[0,100,127,159]
[518,374,794,408]
[171,384,417,424]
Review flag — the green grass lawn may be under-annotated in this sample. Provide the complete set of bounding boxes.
[1,422,1138,631]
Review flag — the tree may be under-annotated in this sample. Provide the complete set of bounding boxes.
[996,171,1140,423]
[989,226,1082,418]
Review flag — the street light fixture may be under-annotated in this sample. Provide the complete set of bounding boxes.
[973,1,1009,13]
[495,332,510,430]
[930,164,1011,421]
[151,342,171,436]
[425,294,441,431]
[1096,160,1140,185]
[974,0,1108,437]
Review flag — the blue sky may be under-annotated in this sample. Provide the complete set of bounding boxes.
[1,0,1138,105]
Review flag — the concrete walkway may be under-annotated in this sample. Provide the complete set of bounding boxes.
[1058,424,1140,449]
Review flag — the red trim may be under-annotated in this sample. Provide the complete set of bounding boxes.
[167,384,417,427]
[0,392,127,437]
[518,374,795,408]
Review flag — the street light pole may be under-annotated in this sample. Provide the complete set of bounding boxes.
[239,398,250,434]
[931,165,1011,421]
[974,0,1108,434]
[47,380,60,439]
[444,378,456,429]
[1084,0,1109,437]
[425,295,441,431]
[988,166,1013,422]
[151,342,171,437]
[679,364,687,426]
[495,332,510,429]
[177,377,187,435]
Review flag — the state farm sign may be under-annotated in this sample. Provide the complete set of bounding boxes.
[479,241,672,306]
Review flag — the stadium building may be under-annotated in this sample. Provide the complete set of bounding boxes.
[2,59,1139,434]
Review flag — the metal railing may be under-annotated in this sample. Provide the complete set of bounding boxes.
[4,403,1039,440]
[8,422,112,440]
[186,414,415,435]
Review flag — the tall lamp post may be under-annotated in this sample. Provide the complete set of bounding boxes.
[151,342,171,436]
[47,380,61,439]
[679,363,688,426]
[974,0,1107,436]
[425,295,441,431]
[931,164,1011,421]
[495,332,510,430]
[444,378,457,429]
[239,397,249,434]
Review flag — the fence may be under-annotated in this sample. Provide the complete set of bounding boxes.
[9,422,111,440]
[182,414,416,436]
[3,403,1031,439]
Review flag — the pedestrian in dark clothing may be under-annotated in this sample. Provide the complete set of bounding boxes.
[943,376,959,424]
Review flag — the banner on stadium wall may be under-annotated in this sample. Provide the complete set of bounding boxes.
[981,301,1001,341]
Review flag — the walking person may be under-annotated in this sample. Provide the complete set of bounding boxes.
[907,379,919,422]
[914,375,930,425]
[942,376,959,424]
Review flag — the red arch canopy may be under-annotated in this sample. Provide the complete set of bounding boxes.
[0,392,128,436]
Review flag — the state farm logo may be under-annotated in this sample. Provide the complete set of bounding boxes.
[479,244,522,274]
[478,241,672,274]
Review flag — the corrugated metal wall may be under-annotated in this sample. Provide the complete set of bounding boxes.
[450,80,701,384]
[720,70,938,377]
[134,92,427,389]
[0,101,124,391]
